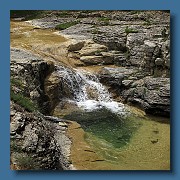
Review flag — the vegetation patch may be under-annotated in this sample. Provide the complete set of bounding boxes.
[91,27,102,34]
[98,17,110,25]
[57,11,70,17]
[11,91,37,112]
[10,10,44,20]
[161,28,169,41]
[124,49,131,60]
[125,26,139,35]
[11,78,24,90]
[55,21,79,30]
[129,10,141,15]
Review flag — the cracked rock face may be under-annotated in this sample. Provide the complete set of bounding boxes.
[10,48,73,170]
[121,77,170,116]
[11,48,54,115]
[10,101,72,170]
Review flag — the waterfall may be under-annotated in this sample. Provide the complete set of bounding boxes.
[56,66,125,114]
[56,66,87,101]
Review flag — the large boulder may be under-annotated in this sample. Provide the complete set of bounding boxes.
[122,77,170,116]
[99,67,136,87]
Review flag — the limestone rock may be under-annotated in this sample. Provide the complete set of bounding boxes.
[121,77,170,116]
[10,101,72,170]
[99,67,135,87]
[44,71,62,110]
[78,42,107,56]
[22,124,39,152]
[68,41,85,51]
[10,112,25,136]
[11,48,54,114]
[144,40,157,49]
[80,56,104,65]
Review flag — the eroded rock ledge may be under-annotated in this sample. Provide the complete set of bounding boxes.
[29,10,169,117]
[10,48,73,170]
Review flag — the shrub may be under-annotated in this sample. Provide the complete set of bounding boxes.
[129,10,141,15]
[11,78,24,90]
[124,50,131,59]
[125,26,138,34]
[57,11,70,17]
[161,28,169,40]
[11,91,36,112]
[91,27,100,34]
[98,17,110,25]
[55,21,79,30]
[10,10,44,20]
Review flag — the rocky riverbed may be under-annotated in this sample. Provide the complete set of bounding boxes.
[10,10,170,170]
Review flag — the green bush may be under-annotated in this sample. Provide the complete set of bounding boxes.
[55,21,79,30]
[11,91,36,112]
[125,26,139,34]
[11,78,24,90]
[91,27,100,34]
[10,10,43,20]
[98,17,110,25]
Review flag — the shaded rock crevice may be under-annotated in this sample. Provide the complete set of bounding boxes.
[10,48,73,170]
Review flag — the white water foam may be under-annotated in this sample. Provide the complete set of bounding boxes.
[75,70,125,114]
[77,100,125,114]
[57,67,125,114]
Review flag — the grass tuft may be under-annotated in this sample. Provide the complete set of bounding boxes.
[11,91,36,112]
[55,21,79,30]
[98,17,110,25]
[11,78,24,90]
[125,26,139,35]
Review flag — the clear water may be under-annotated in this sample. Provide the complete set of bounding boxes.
[65,110,170,170]
[58,68,170,170]
[63,108,141,148]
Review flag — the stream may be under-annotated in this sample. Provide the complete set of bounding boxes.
[53,67,170,170]
[11,20,170,170]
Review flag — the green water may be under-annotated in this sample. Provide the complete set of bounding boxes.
[63,107,170,170]
[63,108,142,148]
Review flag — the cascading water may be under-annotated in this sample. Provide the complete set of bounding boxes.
[56,66,87,101]
[56,66,125,114]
